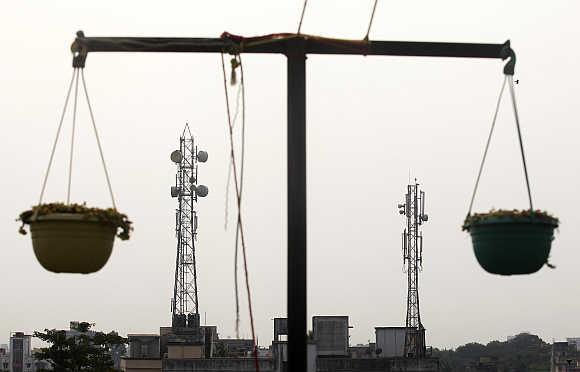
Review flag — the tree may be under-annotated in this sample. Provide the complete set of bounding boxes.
[33,322,127,372]
[432,332,577,371]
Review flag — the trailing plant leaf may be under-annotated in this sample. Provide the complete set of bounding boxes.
[17,202,133,240]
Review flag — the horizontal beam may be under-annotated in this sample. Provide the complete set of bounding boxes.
[71,31,515,73]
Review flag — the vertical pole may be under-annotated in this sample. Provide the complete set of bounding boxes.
[287,39,307,372]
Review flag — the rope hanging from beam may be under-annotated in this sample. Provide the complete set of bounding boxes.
[364,0,379,41]
[297,0,308,34]
[220,53,260,372]
[467,75,533,216]
[38,67,117,210]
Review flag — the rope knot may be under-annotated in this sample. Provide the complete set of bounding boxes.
[230,57,241,86]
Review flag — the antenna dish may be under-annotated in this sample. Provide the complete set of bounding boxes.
[197,151,208,163]
[170,150,183,163]
[195,185,209,197]
[170,186,180,198]
[190,176,196,184]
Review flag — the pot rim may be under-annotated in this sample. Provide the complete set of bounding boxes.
[30,213,115,226]
[464,214,559,230]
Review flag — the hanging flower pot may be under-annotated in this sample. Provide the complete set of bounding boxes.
[19,68,130,274]
[18,203,132,274]
[462,210,558,275]
[464,75,559,275]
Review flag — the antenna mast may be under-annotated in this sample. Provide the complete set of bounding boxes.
[398,179,428,358]
[170,124,208,328]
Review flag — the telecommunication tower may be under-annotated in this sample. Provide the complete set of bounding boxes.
[398,180,428,358]
[170,124,208,329]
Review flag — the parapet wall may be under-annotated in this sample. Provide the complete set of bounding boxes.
[316,357,440,372]
[163,358,275,372]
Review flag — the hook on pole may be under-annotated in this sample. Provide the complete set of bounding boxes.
[71,31,88,68]
[500,40,516,75]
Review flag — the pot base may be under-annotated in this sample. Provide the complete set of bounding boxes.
[30,213,116,274]
[467,215,557,275]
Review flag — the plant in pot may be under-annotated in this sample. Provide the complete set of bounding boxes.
[18,203,132,274]
[462,209,558,275]
[465,74,559,275]
[19,67,131,274]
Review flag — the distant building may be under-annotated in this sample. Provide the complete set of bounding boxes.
[28,350,49,372]
[312,316,349,357]
[375,326,408,358]
[121,324,271,372]
[121,334,162,372]
[1,345,9,371]
[284,317,437,372]
[8,332,34,372]
[568,338,580,351]
[121,315,438,372]
[214,339,254,358]
[128,334,161,359]
[348,343,376,359]
[552,341,580,372]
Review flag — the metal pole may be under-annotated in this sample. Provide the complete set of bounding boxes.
[287,39,307,372]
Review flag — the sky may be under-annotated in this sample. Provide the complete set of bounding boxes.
[1,1,579,350]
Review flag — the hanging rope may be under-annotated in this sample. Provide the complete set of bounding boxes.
[364,0,379,41]
[232,60,243,340]
[223,56,245,338]
[38,67,117,211]
[508,75,534,211]
[220,53,259,372]
[66,69,81,204]
[467,74,533,216]
[297,0,309,34]
[80,70,118,209]
[467,76,507,216]
[38,69,77,205]
[224,76,243,230]
[237,56,259,371]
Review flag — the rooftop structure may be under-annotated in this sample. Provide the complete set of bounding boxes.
[552,342,580,372]
[312,316,349,357]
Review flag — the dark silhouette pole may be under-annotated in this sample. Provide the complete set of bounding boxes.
[286,38,307,371]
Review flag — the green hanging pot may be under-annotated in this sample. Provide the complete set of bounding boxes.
[463,210,558,275]
[18,203,132,274]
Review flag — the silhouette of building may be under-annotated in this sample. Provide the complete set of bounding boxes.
[552,341,580,372]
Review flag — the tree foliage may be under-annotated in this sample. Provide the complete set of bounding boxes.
[433,333,579,371]
[33,322,127,372]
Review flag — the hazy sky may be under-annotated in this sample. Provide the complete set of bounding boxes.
[1,1,579,350]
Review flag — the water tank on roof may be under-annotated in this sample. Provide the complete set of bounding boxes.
[313,316,349,357]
